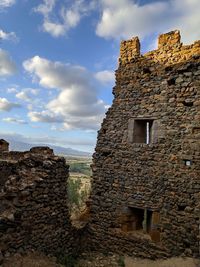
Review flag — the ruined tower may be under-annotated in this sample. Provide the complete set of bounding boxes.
[89,30,200,258]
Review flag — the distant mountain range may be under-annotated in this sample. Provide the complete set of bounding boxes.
[3,139,91,157]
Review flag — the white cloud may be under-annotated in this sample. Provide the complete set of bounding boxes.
[2,117,27,124]
[0,0,15,9]
[0,29,18,42]
[96,0,200,44]
[42,21,66,37]
[95,70,115,85]
[34,0,56,17]
[0,49,17,76]
[23,55,107,130]
[28,110,64,123]
[0,97,20,111]
[34,0,97,37]
[16,88,39,102]
[7,87,18,93]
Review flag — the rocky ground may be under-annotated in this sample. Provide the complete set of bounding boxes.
[2,252,200,267]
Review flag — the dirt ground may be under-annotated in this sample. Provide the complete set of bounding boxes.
[2,252,62,267]
[2,252,200,267]
[124,256,200,267]
[77,253,200,267]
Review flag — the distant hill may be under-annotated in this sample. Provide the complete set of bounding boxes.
[3,139,91,157]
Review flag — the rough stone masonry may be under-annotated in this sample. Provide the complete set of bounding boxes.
[0,30,200,263]
[88,30,200,258]
[0,145,81,264]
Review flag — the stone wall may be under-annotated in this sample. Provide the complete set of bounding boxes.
[0,140,9,153]
[88,30,200,258]
[0,147,80,263]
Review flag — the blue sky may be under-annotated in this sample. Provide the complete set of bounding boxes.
[0,0,200,152]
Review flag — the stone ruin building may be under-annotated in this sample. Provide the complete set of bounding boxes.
[0,146,81,263]
[0,30,200,264]
[88,30,200,258]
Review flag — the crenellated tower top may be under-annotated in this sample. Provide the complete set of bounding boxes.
[119,30,200,65]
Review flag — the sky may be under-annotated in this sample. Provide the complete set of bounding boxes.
[0,0,200,152]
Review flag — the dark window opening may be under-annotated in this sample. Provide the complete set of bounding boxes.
[183,241,191,248]
[183,100,193,107]
[121,207,152,233]
[167,78,176,85]
[165,66,173,72]
[177,69,186,74]
[133,120,153,144]
[130,207,144,231]
[101,151,111,157]
[183,159,192,166]
[102,129,107,134]
[178,204,187,211]
[143,67,151,74]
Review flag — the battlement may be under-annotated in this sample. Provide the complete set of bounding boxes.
[119,30,200,65]
[158,30,181,49]
[120,37,141,61]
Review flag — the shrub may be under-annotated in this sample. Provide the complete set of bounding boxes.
[118,255,125,267]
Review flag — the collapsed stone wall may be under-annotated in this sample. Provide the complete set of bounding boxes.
[0,147,80,263]
[88,30,200,258]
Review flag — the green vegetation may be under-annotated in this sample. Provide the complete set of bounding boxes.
[68,178,88,209]
[118,255,125,267]
[66,156,91,220]
[69,161,91,176]
[65,156,92,176]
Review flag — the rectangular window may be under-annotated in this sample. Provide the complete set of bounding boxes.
[121,207,152,233]
[133,119,154,144]
[120,207,160,242]
[184,159,192,166]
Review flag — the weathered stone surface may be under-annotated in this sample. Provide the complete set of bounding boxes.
[88,30,200,258]
[0,145,81,262]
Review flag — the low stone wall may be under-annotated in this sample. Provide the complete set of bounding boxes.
[0,148,81,263]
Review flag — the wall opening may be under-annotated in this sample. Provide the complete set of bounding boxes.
[143,67,151,74]
[133,120,153,144]
[130,207,144,231]
[121,207,152,233]
[178,204,187,211]
[183,159,192,166]
[167,78,176,85]
[68,158,92,228]
[183,100,193,107]
[165,66,173,72]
